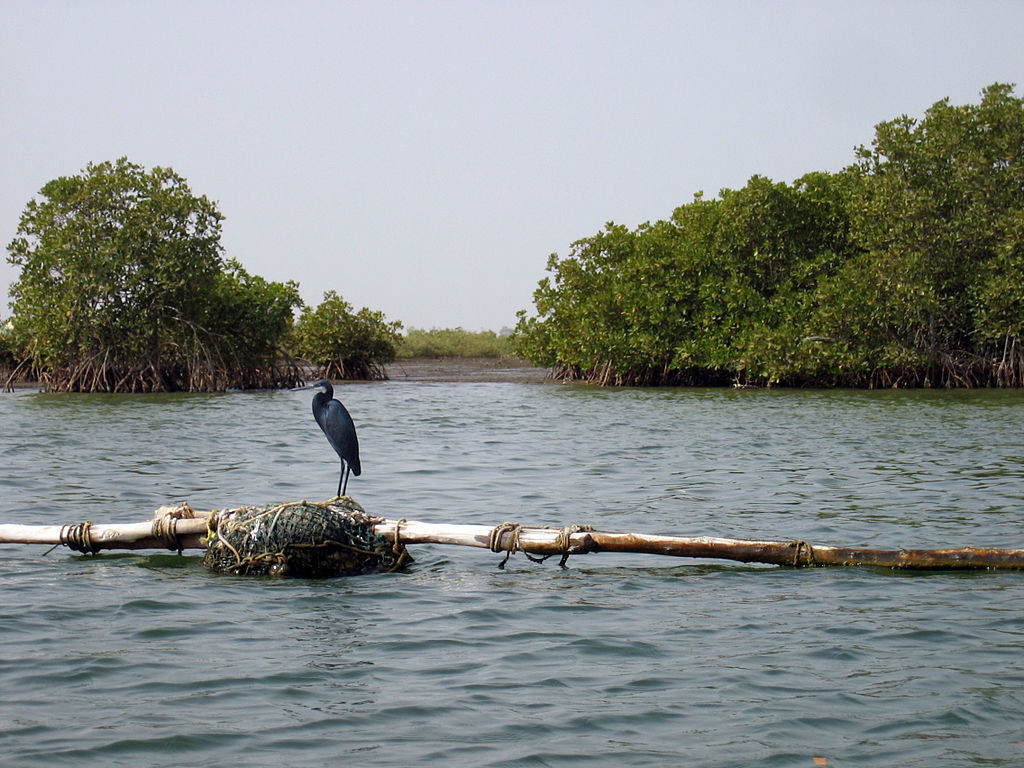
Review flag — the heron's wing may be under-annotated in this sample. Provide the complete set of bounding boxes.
[312,402,329,433]
[324,400,361,475]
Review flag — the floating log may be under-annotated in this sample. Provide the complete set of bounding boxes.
[1,500,1024,572]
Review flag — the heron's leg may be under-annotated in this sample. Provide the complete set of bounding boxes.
[340,461,351,497]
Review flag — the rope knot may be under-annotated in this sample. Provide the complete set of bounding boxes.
[151,515,182,553]
[488,522,595,569]
[153,502,197,520]
[553,524,595,567]
[791,539,815,567]
[151,502,198,553]
[488,521,522,568]
[60,521,100,555]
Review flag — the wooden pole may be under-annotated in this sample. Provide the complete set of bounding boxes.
[373,519,1024,570]
[1,506,1023,570]
[0,518,210,552]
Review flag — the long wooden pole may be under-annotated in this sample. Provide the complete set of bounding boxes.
[2,506,1024,570]
[374,519,1024,570]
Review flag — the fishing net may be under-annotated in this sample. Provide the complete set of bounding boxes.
[202,497,410,578]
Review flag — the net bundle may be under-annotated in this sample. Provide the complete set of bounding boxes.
[202,498,410,578]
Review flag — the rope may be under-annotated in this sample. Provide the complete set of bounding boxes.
[488,521,595,569]
[150,502,200,553]
[205,510,220,544]
[60,521,100,555]
[202,499,408,577]
[554,524,594,568]
[488,521,521,568]
[151,515,181,553]
[386,518,410,573]
[392,518,407,555]
[792,539,815,567]
[158,502,196,520]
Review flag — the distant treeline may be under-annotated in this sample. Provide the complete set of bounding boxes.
[397,328,511,359]
[512,83,1024,388]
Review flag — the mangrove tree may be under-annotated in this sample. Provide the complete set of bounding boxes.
[513,83,1024,387]
[6,158,302,392]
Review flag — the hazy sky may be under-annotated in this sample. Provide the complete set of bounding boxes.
[2,1,1023,331]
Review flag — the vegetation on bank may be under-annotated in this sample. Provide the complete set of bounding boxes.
[5,159,303,392]
[0,319,19,378]
[291,291,403,380]
[513,83,1024,388]
[2,159,402,392]
[396,327,512,359]
[7,84,1023,392]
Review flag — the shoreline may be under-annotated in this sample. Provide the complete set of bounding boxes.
[2,357,552,391]
[384,357,550,383]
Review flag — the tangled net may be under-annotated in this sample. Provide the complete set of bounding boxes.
[202,497,410,578]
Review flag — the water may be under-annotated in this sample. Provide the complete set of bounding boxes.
[1,383,1023,766]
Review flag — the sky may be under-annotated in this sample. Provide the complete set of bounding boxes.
[2,1,1023,332]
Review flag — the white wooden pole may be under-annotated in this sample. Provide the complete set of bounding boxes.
[2,506,1024,569]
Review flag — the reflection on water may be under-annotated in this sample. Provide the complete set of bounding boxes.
[1,385,1024,766]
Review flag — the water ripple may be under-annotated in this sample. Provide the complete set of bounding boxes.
[2,386,1024,766]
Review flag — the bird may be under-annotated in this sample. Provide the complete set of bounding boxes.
[308,378,361,498]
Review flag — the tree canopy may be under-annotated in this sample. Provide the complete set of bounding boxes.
[6,158,302,391]
[514,83,1024,387]
[292,290,403,380]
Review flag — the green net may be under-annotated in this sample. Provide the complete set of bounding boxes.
[202,498,411,578]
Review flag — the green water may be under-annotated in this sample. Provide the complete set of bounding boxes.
[1,384,1023,766]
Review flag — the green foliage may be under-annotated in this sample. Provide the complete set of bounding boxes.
[0,314,38,387]
[0,318,18,369]
[201,259,303,389]
[514,172,853,385]
[6,158,302,391]
[292,291,402,380]
[514,84,1024,387]
[814,82,1024,385]
[397,327,512,358]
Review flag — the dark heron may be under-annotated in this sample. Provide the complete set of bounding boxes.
[307,378,362,497]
